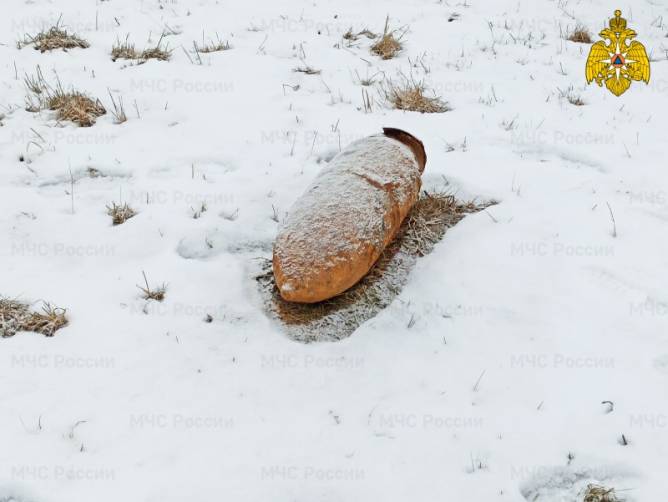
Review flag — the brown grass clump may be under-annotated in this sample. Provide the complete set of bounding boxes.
[18,20,89,52]
[107,202,136,225]
[371,16,405,59]
[383,77,450,113]
[583,484,621,502]
[47,90,106,127]
[24,69,106,127]
[566,24,592,43]
[194,35,232,53]
[111,38,139,61]
[137,272,167,302]
[140,44,172,61]
[111,36,171,62]
[257,191,490,342]
[0,297,68,338]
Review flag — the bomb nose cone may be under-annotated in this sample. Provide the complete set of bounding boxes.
[382,128,427,173]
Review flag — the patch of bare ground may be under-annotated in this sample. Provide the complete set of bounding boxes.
[257,191,491,342]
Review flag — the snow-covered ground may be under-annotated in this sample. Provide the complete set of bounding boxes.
[2,0,668,500]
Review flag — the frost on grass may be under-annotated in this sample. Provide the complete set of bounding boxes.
[583,484,621,502]
[0,298,68,338]
[24,68,106,127]
[18,20,89,52]
[370,17,405,59]
[257,191,488,342]
[106,202,136,225]
[111,37,172,62]
[383,77,450,113]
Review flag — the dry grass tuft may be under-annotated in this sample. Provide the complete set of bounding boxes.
[18,20,89,52]
[257,191,490,342]
[137,272,167,302]
[108,90,127,124]
[371,17,405,59]
[47,90,106,127]
[140,43,172,62]
[111,36,171,62]
[111,38,139,61]
[583,484,621,502]
[566,24,592,43]
[0,297,68,338]
[194,35,232,53]
[558,86,586,106]
[24,69,106,127]
[383,77,450,113]
[107,202,136,225]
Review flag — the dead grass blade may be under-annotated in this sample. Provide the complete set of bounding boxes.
[137,271,167,302]
[0,297,68,338]
[194,34,232,53]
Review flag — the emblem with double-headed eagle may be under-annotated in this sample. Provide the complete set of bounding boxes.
[585,10,650,96]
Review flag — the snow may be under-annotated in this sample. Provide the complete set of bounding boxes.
[1,0,668,500]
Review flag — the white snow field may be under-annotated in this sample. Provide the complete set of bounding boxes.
[1,0,668,500]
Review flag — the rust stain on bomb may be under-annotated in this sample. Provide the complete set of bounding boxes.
[273,128,427,303]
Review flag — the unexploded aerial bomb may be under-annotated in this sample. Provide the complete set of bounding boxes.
[273,128,426,303]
